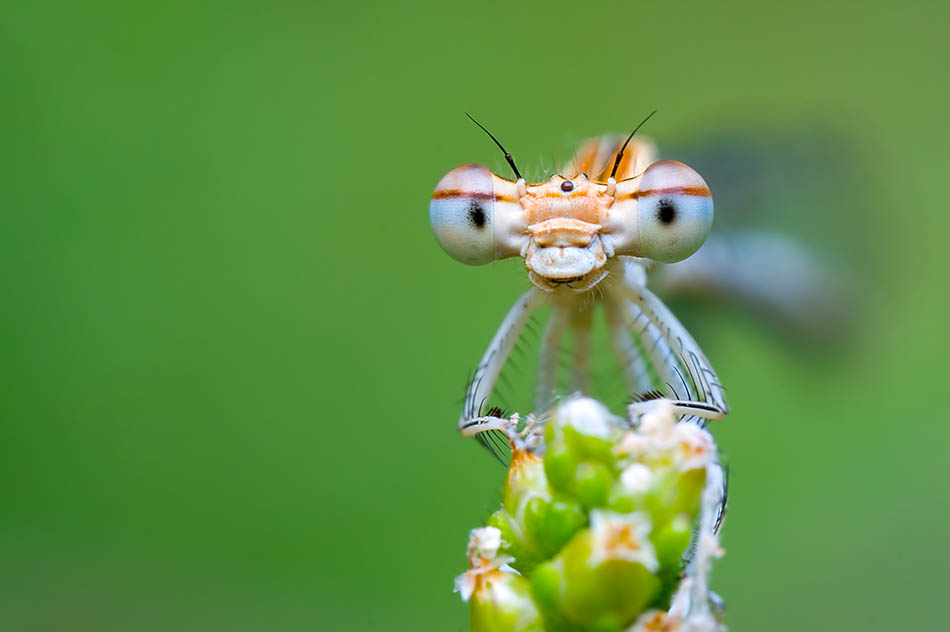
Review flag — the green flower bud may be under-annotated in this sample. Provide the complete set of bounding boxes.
[470,570,544,632]
[563,425,616,463]
[495,449,589,572]
[532,512,661,630]
[545,398,623,452]
[650,515,693,610]
[458,397,725,631]
[487,510,531,571]
[542,441,576,494]
[605,485,637,514]
[643,467,705,527]
[573,461,614,508]
[543,400,625,509]
[503,450,549,515]
[652,515,692,570]
[524,496,587,561]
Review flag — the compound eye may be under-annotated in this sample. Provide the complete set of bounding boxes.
[430,164,496,265]
[637,160,714,263]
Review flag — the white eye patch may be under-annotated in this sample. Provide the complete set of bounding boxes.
[430,164,496,265]
[607,160,713,263]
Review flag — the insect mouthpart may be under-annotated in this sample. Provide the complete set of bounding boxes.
[527,267,609,293]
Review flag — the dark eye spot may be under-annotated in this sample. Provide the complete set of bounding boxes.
[468,201,486,228]
[560,180,574,192]
[657,199,676,224]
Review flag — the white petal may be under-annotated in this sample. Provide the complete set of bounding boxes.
[590,510,658,571]
[620,463,654,495]
[557,397,615,439]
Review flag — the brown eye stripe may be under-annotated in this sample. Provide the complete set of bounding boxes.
[431,189,518,202]
[617,185,711,201]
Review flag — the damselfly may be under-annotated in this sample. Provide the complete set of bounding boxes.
[430,114,727,447]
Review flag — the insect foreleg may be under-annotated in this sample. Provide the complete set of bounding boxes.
[459,289,546,436]
[568,304,594,395]
[636,287,727,415]
[623,298,690,401]
[604,296,655,396]
[672,460,727,621]
[611,264,728,422]
[534,303,569,412]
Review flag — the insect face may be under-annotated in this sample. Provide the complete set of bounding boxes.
[429,140,713,291]
[520,174,612,292]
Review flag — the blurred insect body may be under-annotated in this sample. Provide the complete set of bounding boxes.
[430,116,728,440]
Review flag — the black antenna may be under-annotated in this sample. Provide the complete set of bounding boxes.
[609,109,658,179]
[465,113,523,180]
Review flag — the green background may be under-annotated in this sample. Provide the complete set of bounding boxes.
[2,1,947,629]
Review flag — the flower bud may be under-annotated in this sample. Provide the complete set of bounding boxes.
[494,449,587,572]
[543,399,625,509]
[457,397,724,631]
[469,569,544,632]
[531,512,662,630]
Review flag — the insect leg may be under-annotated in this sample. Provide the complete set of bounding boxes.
[459,289,546,436]
[672,460,727,621]
[636,286,728,416]
[610,272,728,422]
[535,303,569,412]
[604,294,661,397]
[568,303,594,395]
[626,299,688,400]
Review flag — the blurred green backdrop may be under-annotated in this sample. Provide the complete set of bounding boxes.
[2,1,947,630]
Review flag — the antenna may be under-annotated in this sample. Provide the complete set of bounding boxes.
[465,113,523,180]
[609,110,658,179]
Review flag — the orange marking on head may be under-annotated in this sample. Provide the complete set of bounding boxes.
[431,189,518,203]
[617,185,711,201]
[520,177,611,225]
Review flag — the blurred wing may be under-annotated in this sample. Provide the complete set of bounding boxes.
[652,231,853,339]
[655,124,873,342]
[664,124,873,240]
[561,135,657,183]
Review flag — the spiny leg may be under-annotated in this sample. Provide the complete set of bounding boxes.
[621,297,689,401]
[459,289,546,436]
[629,286,727,417]
[607,282,691,404]
[671,460,727,621]
[604,294,661,398]
[610,261,728,422]
[568,303,594,395]
[535,303,569,413]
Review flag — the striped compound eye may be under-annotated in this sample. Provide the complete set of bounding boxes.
[429,164,497,265]
[634,160,714,263]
